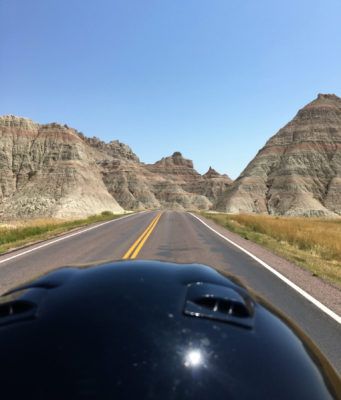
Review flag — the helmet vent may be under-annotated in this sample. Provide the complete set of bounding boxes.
[0,288,46,327]
[194,297,250,318]
[0,301,35,319]
[184,283,255,329]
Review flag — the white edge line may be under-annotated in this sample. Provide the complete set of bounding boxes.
[189,213,341,325]
[0,212,146,265]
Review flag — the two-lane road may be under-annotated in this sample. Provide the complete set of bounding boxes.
[0,210,340,373]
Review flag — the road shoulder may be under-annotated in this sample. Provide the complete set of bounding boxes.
[192,213,341,317]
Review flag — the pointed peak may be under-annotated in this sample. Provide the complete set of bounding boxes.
[204,166,220,178]
[152,151,194,169]
[302,93,341,111]
[317,93,340,101]
[203,167,232,181]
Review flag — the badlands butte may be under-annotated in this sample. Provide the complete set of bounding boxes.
[0,93,340,220]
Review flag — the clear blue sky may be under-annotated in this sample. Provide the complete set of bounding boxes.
[1,0,340,179]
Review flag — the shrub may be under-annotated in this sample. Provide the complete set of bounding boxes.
[101,211,114,217]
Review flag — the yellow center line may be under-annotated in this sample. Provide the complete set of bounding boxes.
[130,212,162,259]
[122,212,162,260]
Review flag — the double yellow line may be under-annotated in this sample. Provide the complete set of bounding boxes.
[123,212,163,259]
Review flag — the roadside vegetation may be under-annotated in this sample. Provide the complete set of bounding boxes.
[0,211,127,255]
[200,212,341,288]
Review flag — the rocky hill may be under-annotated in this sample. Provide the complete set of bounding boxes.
[216,94,341,217]
[3,93,339,219]
[0,115,123,219]
[145,152,232,210]
[80,135,232,210]
[0,115,232,219]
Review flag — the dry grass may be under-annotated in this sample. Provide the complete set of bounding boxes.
[200,212,341,288]
[0,211,124,255]
[0,218,66,229]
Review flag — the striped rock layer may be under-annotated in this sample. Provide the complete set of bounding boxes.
[0,116,232,219]
[0,115,123,219]
[80,137,233,211]
[216,94,341,217]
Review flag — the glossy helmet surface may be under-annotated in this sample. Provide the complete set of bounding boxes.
[0,260,340,399]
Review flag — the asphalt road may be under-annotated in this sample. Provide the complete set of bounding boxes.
[0,210,340,374]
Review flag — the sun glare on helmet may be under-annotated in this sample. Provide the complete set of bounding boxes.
[184,350,202,368]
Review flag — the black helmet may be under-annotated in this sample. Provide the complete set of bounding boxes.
[0,260,340,399]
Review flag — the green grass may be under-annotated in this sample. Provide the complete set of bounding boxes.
[0,211,127,255]
[200,212,341,288]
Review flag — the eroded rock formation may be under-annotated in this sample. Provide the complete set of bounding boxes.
[0,116,232,218]
[0,115,123,219]
[84,142,232,210]
[216,94,341,217]
[5,93,339,219]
